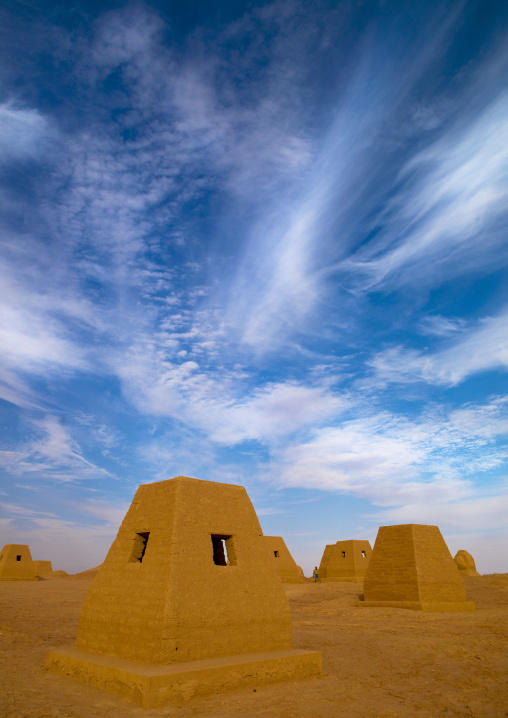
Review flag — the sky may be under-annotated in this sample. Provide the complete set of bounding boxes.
[1,0,507,575]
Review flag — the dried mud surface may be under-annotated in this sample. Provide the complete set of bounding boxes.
[1,574,507,718]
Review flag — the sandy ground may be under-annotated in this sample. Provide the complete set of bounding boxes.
[0,573,507,718]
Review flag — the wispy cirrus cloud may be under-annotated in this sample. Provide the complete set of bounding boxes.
[369,309,508,386]
[0,415,114,483]
[418,314,468,337]
[341,87,508,291]
[219,7,508,351]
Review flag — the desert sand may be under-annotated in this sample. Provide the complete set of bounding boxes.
[0,571,507,718]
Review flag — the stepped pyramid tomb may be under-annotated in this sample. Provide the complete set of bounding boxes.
[264,536,305,583]
[318,539,372,582]
[359,524,476,611]
[454,549,480,576]
[0,544,52,581]
[46,476,321,707]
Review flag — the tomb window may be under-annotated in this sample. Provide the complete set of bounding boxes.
[211,534,237,566]
[274,551,279,558]
[16,555,22,561]
[362,551,366,558]
[129,532,150,563]
[341,551,346,558]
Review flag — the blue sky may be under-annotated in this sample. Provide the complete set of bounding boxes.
[1,0,507,574]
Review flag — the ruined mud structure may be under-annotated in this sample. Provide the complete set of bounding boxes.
[0,544,52,581]
[454,549,480,576]
[46,476,321,707]
[318,540,372,582]
[264,536,305,583]
[359,524,476,612]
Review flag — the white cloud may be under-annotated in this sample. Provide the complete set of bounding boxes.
[0,103,52,159]
[0,503,56,518]
[91,7,164,71]
[0,241,110,410]
[0,366,42,410]
[205,381,347,445]
[116,343,347,445]
[255,507,288,516]
[369,310,508,386]
[418,315,468,337]
[266,397,508,528]
[0,415,114,483]
[0,304,88,373]
[371,492,508,533]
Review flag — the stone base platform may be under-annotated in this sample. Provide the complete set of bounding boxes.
[357,600,476,612]
[320,577,364,583]
[0,576,38,581]
[45,647,322,708]
[281,577,305,583]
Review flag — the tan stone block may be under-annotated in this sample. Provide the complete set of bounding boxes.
[358,524,476,611]
[46,647,322,707]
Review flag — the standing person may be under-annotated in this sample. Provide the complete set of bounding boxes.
[313,566,319,582]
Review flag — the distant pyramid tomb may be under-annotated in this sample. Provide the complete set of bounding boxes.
[318,539,372,582]
[0,544,52,581]
[264,536,305,583]
[358,524,476,612]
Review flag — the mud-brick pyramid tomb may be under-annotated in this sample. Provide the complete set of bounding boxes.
[263,536,305,583]
[358,524,476,612]
[0,544,52,581]
[46,476,321,707]
[318,539,372,582]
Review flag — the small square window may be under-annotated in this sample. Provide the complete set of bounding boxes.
[341,551,346,558]
[129,532,150,563]
[362,550,367,558]
[16,555,22,562]
[211,534,237,566]
[274,551,279,558]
